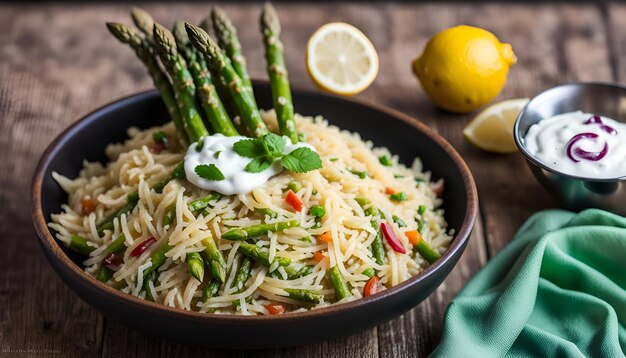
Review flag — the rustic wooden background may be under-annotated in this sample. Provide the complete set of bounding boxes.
[0,1,622,357]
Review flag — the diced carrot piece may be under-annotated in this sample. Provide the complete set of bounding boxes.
[81,199,96,215]
[363,276,379,297]
[385,187,396,195]
[313,251,325,262]
[285,190,303,211]
[405,230,423,245]
[319,232,333,243]
[265,303,285,315]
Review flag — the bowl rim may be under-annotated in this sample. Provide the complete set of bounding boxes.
[31,84,478,323]
[514,81,626,182]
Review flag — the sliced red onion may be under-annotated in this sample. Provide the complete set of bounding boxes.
[599,125,617,135]
[584,115,602,125]
[584,115,617,135]
[574,142,608,161]
[565,132,610,163]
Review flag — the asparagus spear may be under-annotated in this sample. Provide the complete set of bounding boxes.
[328,265,352,301]
[186,252,205,281]
[414,239,441,264]
[211,6,254,91]
[237,242,291,267]
[96,200,137,235]
[152,161,186,193]
[188,192,221,212]
[185,23,269,138]
[143,270,158,301]
[230,256,252,291]
[283,288,322,304]
[260,3,298,143]
[106,23,187,143]
[201,237,227,283]
[370,219,386,266]
[96,266,115,282]
[153,23,210,143]
[221,220,299,241]
[172,21,239,136]
[97,162,185,235]
[255,208,277,219]
[202,280,220,302]
[163,205,176,227]
[199,18,240,121]
[95,235,127,282]
[142,243,172,278]
[282,264,314,280]
[69,235,95,256]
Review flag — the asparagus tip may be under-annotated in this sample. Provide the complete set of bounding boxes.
[211,6,234,35]
[106,22,138,45]
[172,20,189,47]
[185,22,221,63]
[130,7,154,35]
[261,2,281,35]
[153,22,177,57]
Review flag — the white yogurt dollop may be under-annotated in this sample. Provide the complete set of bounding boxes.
[524,111,626,179]
[184,134,314,195]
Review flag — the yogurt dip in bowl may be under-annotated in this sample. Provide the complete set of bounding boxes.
[524,111,626,179]
[514,82,626,214]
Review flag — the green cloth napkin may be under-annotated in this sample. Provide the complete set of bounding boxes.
[431,209,626,358]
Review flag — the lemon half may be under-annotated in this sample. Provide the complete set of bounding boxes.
[306,22,379,96]
[463,98,529,153]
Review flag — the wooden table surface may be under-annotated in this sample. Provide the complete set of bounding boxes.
[1,1,623,357]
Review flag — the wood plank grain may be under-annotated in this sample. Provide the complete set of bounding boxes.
[607,2,626,82]
[0,5,105,358]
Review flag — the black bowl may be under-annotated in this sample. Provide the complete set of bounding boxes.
[32,82,477,348]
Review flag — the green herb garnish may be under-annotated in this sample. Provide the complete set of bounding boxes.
[194,164,225,181]
[281,147,322,173]
[234,134,322,174]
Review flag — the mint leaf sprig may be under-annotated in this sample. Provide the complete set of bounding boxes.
[233,133,322,174]
[195,164,225,181]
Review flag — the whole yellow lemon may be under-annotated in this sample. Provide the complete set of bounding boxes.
[412,25,517,113]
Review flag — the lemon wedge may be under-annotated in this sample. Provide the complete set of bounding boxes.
[306,22,379,96]
[463,98,529,153]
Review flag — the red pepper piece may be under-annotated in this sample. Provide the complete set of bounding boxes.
[103,253,122,270]
[381,222,406,254]
[363,276,379,297]
[131,237,156,257]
